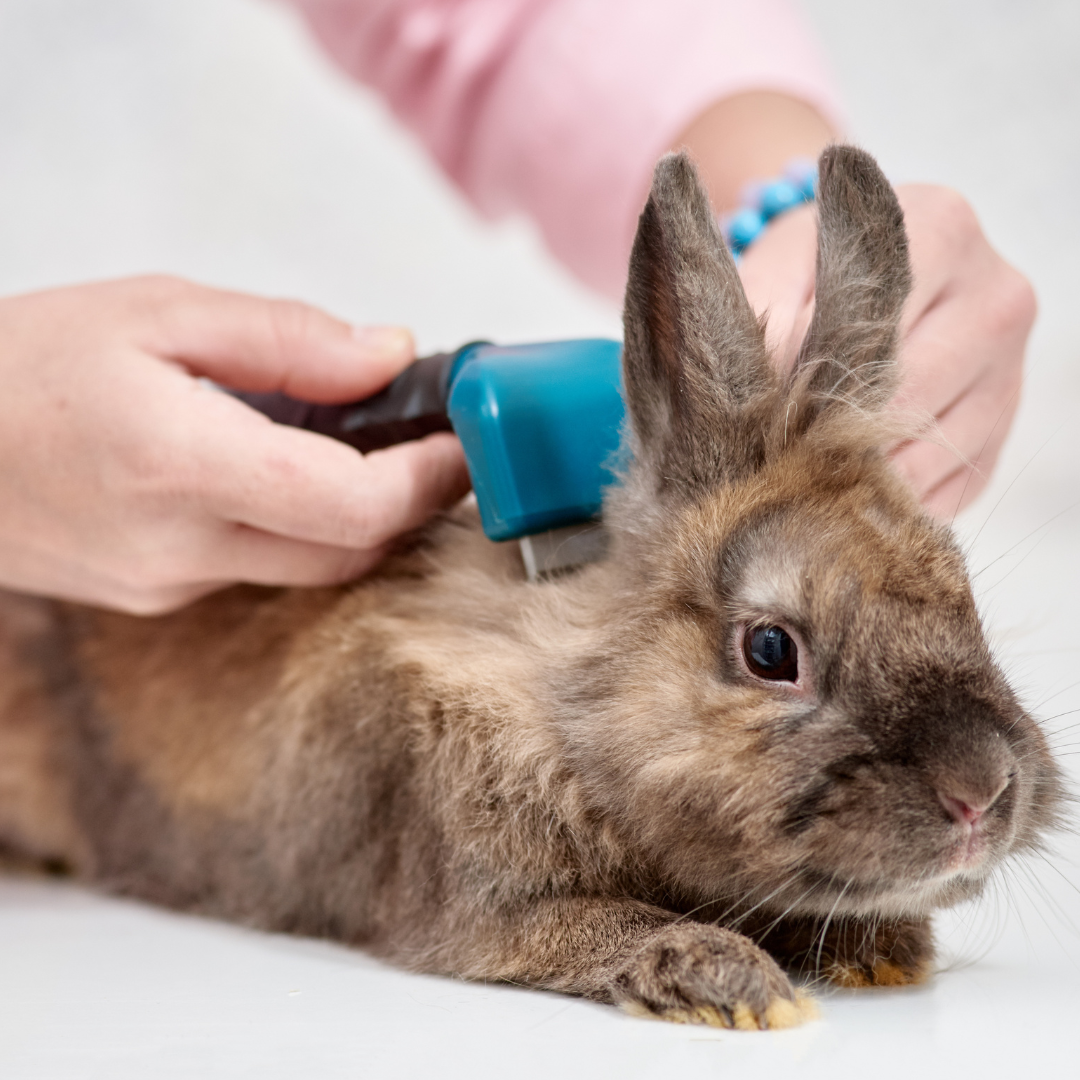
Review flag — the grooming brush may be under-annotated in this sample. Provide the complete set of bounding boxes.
[235,339,624,579]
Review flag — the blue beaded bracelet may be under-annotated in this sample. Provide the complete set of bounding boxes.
[720,158,818,257]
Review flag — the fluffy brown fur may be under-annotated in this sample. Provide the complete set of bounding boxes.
[0,147,1062,1029]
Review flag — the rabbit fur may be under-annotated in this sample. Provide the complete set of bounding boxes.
[0,146,1063,1030]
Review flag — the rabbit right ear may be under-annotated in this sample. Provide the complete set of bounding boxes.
[786,146,912,433]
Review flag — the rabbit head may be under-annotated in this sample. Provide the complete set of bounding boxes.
[558,147,1062,924]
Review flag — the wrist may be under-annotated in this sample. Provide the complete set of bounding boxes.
[671,90,837,217]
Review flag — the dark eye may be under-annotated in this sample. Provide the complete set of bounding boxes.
[743,625,798,682]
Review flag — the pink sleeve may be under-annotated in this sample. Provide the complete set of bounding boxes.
[287,0,844,298]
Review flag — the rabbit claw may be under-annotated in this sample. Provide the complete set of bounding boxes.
[611,924,818,1030]
[825,958,932,989]
[623,993,817,1030]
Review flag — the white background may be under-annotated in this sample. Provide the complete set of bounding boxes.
[0,1,1078,1076]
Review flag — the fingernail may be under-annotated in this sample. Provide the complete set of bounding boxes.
[352,325,414,359]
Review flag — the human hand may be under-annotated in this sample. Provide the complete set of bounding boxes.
[737,185,1036,517]
[0,276,470,613]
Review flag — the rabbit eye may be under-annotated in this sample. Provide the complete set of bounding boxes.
[743,626,798,682]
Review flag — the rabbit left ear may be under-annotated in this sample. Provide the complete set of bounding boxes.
[787,145,912,431]
[621,153,776,494]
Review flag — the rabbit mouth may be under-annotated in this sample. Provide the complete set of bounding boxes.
[777,859,994,920]
[865,824,1011,906]
[941,816,997,872]
[919,839,1001,894]
[762,811,1019,919]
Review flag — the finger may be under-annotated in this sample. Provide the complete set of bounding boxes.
[890,437,966,508]
[894,272,1030,424]
[132,276,416,402]
[88,553,370,616]
[894,186,1014,339]
[194,394,471,549]
[107,580,230,617]
[114,531,392,615]
[30,519,389,616]
[890,374,1020,505]
[921,464,987,520]
[205,524,388,588]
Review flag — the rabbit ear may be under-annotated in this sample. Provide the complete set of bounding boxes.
[788,146,912,428]
[622,153,774,492]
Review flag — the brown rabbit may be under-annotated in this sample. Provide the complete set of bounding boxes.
[0,147,1062,1031]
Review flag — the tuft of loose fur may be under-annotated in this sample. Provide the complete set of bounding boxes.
[0,147,1062,1030]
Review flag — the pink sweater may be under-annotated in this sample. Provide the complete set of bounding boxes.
[287,0,842,298]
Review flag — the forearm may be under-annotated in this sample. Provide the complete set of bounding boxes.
[672,90,838,218]
[288,0,844,297]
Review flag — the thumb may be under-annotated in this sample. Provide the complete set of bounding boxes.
[135,277,416,402]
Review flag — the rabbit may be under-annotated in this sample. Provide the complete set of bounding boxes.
[0,146,1063,1031]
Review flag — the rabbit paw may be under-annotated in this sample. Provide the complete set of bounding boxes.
[825,958,931,988]
[748,913,933,989]
[817,917,933,988]
[611,924,817,1030]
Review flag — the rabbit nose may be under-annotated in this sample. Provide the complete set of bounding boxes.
[939,793,985,826]
[937,773,1012,827]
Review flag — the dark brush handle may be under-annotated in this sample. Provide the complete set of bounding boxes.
[232,350,461,454]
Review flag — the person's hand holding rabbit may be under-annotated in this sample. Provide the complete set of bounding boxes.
[680,92,1034,518]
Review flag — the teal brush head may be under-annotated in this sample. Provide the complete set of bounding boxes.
[445,339,624,541]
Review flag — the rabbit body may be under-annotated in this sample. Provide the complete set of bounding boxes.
[0,148,1062,1029]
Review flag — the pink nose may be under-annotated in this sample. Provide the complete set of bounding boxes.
[939,792,986,826]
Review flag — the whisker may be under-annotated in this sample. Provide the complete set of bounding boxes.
[1034,677,1080,711]
[966,422,1066,558]
[726,875,810,932]
[971,496,1080,581]
[1004,860,1080,970]
[753,884,822,943]
[997,864,1038,958]
[949,379,1024,525]
[813,879,852,976]
[978,525,1057,594]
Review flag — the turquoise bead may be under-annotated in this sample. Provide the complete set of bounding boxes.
[784,158,818,200]
[726,207,764,250]
[759,179,803,220]
[719,159,818,256]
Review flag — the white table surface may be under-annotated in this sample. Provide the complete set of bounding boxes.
[1,2,1078,1076]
